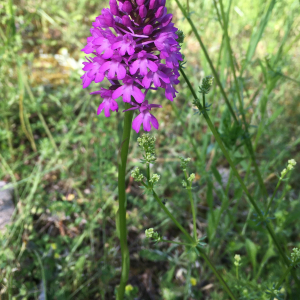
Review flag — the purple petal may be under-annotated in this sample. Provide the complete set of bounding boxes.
[132,113,144,133]
[112,86,124,99]
[129,60,139,75]
[102,47,114,59]
[97,102,105,115]
[117,64,126,80]
[99,61,110,73]
[142,112,152,131]
[153,73,161,87]
[132,86,145,103]
[150,114,159,130]
[95,72,104,83]
[139,60,148,75]
[123,85,132,102]
[142,72,153,89]
[147,61,158,72]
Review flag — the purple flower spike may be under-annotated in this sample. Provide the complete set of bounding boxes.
[91,88,118,117]
[82,0,182,132]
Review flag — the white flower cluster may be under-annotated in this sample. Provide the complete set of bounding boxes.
[234,254,241,267]
[149,174,160,184]
[280,159,297,179]
[145,228,161,241]
[291,248,300,264]
[187,173,195,183]
[179,157,191,171]
[131,167,144,182]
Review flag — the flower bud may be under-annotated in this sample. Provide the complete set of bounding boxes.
[122,15,132,26]
[155,6,164,18]
[143,24,153,35]
[109,0,119,15]
[139,5,147,18]
[136,0,144,4]
[123,1,133,13]
[149,0,157,9]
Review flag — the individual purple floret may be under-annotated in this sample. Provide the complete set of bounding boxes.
[91,88,119,117]
[81,0,182,132]
[123,100,162,133]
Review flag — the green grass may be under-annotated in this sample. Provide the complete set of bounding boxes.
[0,0,300,299]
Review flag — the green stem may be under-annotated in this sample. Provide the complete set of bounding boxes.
[117,103,134,300]
[218,0,267,198]
[180,67,300,285]
[266,179,281,213]
[199,249,237,300]
[184,171,197,242]
[152,190,237,300]
[147,163,150,181]
[152,190,192,240]
[175,0,237,122]
[177,0,267,198]
[4,117,14,159]
[275,265,293,289]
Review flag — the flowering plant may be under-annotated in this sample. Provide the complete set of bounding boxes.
[81,0,182,133]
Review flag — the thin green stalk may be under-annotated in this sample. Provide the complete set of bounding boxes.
[184,171,197,242]
[152,190,192,240]
[152,190,237,300]
[147,164,150,181]
[180,67,300,284]
[266,179,281,212]
[175,0,237,122]
[117,103,134,300]
[199,249,237,300]
[178,0,267,199]
[275,265,293,290]
[5,117,14,159]
[218,0,267,198]
[33,250,47,300]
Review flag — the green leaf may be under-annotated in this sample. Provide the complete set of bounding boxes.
[139,249,169,262]
[245,238,258,276]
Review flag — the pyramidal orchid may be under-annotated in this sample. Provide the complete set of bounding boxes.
[81,0,183,133]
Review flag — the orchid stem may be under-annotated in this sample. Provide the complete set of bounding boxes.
[117,103,134,300]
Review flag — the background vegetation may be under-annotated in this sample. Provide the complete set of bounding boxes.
[0,0,300,299]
